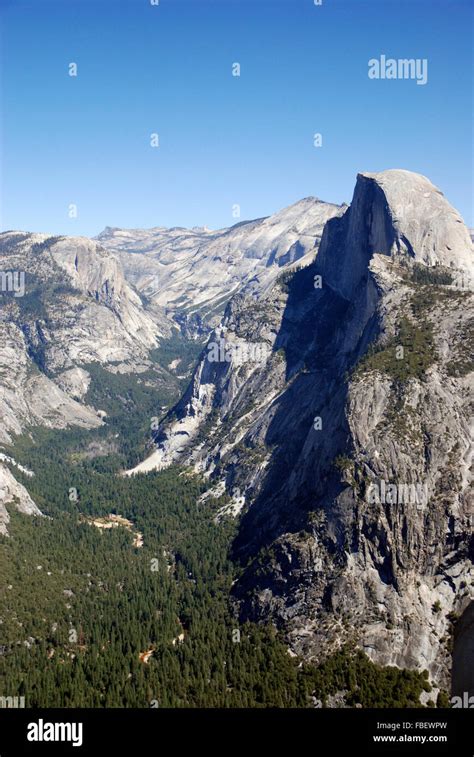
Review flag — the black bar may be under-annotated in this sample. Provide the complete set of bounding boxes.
[0,708,472,756]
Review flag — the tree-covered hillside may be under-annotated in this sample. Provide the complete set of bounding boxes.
[0,351,440,708]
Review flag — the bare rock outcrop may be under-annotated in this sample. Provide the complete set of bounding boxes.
[0,463,42,536]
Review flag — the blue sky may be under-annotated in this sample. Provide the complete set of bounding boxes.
[0,0,472,236]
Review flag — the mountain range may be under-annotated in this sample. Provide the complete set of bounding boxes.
[0,168,472,699]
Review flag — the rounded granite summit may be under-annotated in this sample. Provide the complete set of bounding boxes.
[357,169,473,272]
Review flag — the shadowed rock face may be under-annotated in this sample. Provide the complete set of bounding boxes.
[134,169,473,688]
[452,602,474,698]
[316,170,473,301]
[359,170,472,270]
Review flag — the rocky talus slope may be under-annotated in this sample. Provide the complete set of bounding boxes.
[135,170,473,692]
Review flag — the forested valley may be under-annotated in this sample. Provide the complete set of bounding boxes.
[0,339,440,708]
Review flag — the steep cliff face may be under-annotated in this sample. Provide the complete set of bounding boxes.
[316,170,472,303]
[0,232,168,445]
[0,232,172,528]
[137,169,473,688]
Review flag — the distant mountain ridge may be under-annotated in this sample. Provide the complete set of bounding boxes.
[96,197,344,334]
[0,196,341,530]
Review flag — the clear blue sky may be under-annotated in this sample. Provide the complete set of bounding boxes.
[0,0,472,236]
